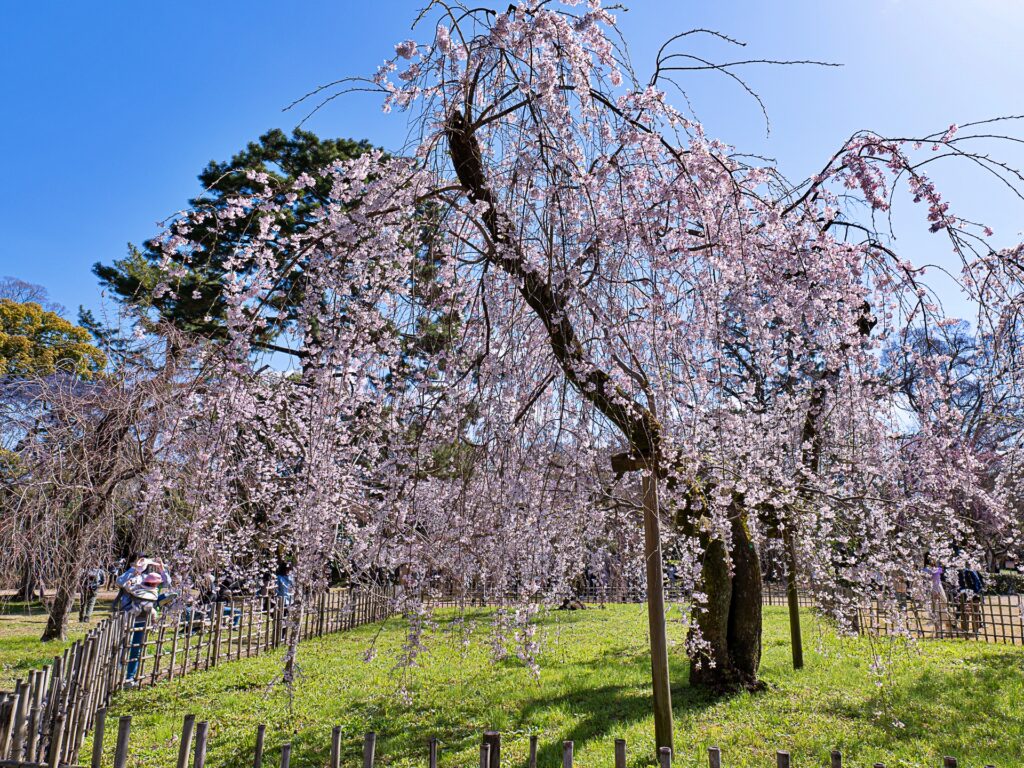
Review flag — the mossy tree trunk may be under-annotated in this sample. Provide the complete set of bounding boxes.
[688,502,763,692]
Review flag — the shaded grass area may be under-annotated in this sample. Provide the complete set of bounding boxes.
[0,598,112,689]
[77,605,1024,768]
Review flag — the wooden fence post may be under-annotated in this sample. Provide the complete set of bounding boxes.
[330,726,342,768]
[615,739,626,768]
[708,746,721,768]
[176,714,196,768]
[483,731,501,768]
[830,750,842,768]
[46,715,66,768]
[428,737,438,768]
[528,735,538,768]
[90,708,107,768]
[253,723,266,768]
[112,715,131,768]
[279,742,291,768]
[193,720,209,768]
[1,690,19,760]
[658,745,672,768]
[776,751,791,768]
[479,742,490,768]
[362,731,376,768]
[562,740,573,768]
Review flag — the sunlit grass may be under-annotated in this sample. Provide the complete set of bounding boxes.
[0,598,111,689]
[76,605,1024,768]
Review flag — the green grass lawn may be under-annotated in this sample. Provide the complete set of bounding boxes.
[78,605,1024,768]
[0,597,112,689]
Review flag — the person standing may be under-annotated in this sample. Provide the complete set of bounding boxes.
[923,555,951,638]
[957,567,985,637]
[276,562,294,607]
[122,572,166,685]
[116,555,171,612]
[78,566,106,622]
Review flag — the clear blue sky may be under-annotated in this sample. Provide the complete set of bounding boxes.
[2,1,1022,321]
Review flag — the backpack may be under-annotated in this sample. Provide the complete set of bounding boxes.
[959,569,983,595]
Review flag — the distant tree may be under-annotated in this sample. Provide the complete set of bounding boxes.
[0,300,106,379]
[0,276,65,314]
[91,129,373,356]
[0,288,106,600]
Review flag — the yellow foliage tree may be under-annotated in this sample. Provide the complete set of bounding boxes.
[0,299,106,379]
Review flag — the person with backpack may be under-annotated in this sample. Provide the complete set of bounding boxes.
[116,555,171,612]
[115,556,171,686]
[122,571,169,685]
[957,567,985,637]
[78,566,106,623]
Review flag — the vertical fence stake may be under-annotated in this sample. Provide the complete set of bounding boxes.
[193,721,209,768]
[528,735,538,768]
[90,708,107,768]
[46,715,66,768]
[279,742,291,768]
[830,750,842,768]
[776,751,791,768]
[330,726,341,768]
[362,731,376,768]
[253,724,266,768]
[562,740,573,768]
[429,737,439,768]
[614,739,626,768]
[943,759,958,768]
[483,731,501,768]
[658,745,672,768]
[708,746,721,768]
[112,715,132,768]
[479,742,491,768]
[176,714,196,768]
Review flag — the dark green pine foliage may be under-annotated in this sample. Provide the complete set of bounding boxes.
[91,129,374,357]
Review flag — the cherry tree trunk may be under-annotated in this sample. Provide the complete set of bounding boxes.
[688,504,763,692]
[41,584,74,642]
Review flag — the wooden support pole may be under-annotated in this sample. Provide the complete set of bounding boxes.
[428,737,438,768]
[658,746,672,768]
[641,468,674,753]
[528,736,538,768]
[479,743,490,768]
[776,751,790,768]
[708,745,721,768]
[614,739,626,768]
[784,528,804,670]
[830,750,842,768]
[279,743,291,768]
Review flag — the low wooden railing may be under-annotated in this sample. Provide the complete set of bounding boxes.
[79,713,996,768]
[0,586,394,768]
